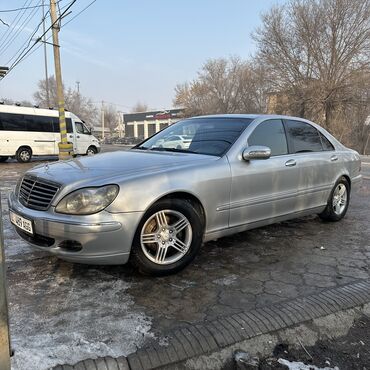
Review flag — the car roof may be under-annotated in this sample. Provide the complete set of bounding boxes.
[189,114,313,122]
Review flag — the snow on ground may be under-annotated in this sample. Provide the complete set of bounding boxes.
[8,263,153,370]
[1,193,153,370]
[278,359,340,370]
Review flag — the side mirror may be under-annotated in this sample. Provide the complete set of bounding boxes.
[242,145,271,161]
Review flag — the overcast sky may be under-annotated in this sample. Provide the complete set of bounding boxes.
[0,0,285,111]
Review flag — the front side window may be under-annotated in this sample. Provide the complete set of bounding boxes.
[135,118,253,156]
[75,122,90,134]
[286,120,323,153]
[248,119,288,156]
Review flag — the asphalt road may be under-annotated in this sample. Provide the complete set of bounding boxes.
[1,148,369,370]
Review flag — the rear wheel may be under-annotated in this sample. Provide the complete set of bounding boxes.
[16,147,32,163]
[86,146,97,156]
[319,177,350,222]
[130,199,204,276]
[0,156,8,162]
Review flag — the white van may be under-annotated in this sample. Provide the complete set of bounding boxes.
[0,104,100,162]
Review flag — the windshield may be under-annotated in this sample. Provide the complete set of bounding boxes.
[134,117,253,156]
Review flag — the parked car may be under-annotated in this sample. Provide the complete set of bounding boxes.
[8,114,362,275]
[155,134,192,149]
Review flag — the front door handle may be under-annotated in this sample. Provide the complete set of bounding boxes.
[76,135,80,138]
[285,159,296,167]
[330,155,338,162]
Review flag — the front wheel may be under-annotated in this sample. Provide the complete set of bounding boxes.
[86,146,97,156]
[130,199,204,276]
[319,177,350,222]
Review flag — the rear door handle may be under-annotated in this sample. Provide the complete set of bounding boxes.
[285,159,296,167]
[77,135,80,138]
[330,155,338,162]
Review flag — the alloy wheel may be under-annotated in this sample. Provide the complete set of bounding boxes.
[140,209,192,265]
[332,183,347,215]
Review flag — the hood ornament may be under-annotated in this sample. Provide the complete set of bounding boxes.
[44,163,49,172]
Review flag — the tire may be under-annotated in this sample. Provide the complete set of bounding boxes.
[86,146,97,156]
[16,147,32,163]
[0,156,8,163]
[176,145,182,149]
[130,198,204,276]
[319,177,350,222]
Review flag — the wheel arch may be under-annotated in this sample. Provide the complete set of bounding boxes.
[16,145,33,155]
[144,191,206,230]
[87,145,97,151]
[338,174,351,191]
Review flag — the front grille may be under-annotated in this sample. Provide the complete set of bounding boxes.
[18,175,60,210]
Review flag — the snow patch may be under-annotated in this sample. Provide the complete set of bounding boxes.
[278,358,340,370]
[213,274,238,286]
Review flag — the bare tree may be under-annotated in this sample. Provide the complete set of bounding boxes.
[131,101,149,112]
[174,57,270,115]
[33,76,98,126]
[253,0,370,133]
[103,104,119,134]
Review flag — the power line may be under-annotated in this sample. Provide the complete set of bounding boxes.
[5,8,49,65]
[0,0,43,56]
[2,0,98,79]
[61,0,96,27]
[0,0,33,47]
[0,4,46,13]
[3,0,77,76]
[1,0,98,80]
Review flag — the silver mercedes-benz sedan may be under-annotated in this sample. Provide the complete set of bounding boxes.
[8,115,362,275]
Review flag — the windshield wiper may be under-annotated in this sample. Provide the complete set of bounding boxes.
[149,147,198,154]
[133,146,149,150]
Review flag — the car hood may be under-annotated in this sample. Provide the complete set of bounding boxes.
[26,150,218,186]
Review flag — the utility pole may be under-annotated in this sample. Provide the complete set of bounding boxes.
[50,0,73,159]
[42,0,50,107]
[76,81,80,94]
[101,101,105,140]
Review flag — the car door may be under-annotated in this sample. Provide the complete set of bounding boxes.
[284,119,337,210]
[73,121,91,154]
[228,119,301,227]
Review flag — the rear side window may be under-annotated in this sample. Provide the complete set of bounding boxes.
[248,119,288,156]
[285,120,323,153]
[0,113,26,130]
[319,132,335,151]
[52,117,73,133]
[27,115,54,132]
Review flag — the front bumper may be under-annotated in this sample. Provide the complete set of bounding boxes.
[8,191,144,265]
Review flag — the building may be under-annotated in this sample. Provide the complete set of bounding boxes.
[123,108,184,139]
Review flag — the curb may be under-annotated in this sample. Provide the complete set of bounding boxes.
[53,280,370,370]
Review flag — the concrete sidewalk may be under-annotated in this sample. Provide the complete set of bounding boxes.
[53,280,370,370]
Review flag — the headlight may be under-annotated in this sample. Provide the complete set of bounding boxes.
[55,185,119,215]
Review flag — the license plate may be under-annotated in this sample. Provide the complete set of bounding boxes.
[10,211,34,235]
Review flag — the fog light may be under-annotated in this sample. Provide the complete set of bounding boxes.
[58,240,82,252]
